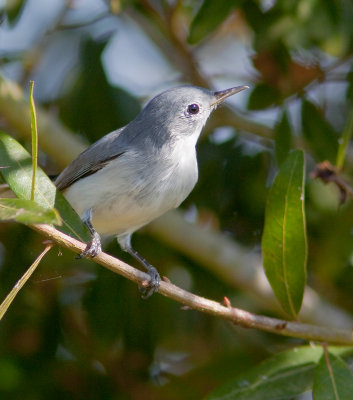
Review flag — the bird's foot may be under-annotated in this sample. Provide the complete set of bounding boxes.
[138,264,161,299]
[76,232,102,259]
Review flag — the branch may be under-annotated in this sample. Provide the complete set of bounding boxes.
[146,210,353,329]
[310,160,353,204]
[30,223,353,345]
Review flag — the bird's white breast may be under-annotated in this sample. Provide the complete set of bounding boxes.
[64,134,199,236]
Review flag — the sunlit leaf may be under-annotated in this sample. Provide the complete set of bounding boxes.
[313,352,353,400]
[188,0,240,44]
[262,150,307,317]
[4,0,25,25]
[0,198,61,225]
[206,346,352,400]
[0,131,89,240]
[29,80,38,201]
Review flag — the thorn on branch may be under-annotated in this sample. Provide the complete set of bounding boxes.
[223,296,232,308]
[275,321,288,330]
[310,160,353,204]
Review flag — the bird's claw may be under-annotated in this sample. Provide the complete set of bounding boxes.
[138,266,160,299]
[76,234,102,259]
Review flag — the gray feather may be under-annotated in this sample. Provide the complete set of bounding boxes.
[55,127,126,190]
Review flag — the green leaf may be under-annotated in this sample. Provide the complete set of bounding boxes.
[0,131,89,241]
[275,110,292,166]
[262,150,307,317]
[0,198,61,225]
[206,346,353,400]
[336,110,353,169]
[301,100,338,163]
[4,0,25,25]
[248,83,281,110]
[29,80,38,201]
[188,0,240,44]
[313,352,353,400]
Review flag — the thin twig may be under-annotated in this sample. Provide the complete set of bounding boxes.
[30,223,353,345]
[0,243,53,320]
[310,160,353,204]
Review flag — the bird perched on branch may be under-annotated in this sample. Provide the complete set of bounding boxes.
[55,84,248,297]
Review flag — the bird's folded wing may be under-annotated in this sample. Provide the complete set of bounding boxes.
[55,127,126,191]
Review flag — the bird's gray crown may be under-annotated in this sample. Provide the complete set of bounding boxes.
[128,85,216,142]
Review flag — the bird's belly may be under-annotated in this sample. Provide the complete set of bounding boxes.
[63,154,198,236]
[91,193,173,236]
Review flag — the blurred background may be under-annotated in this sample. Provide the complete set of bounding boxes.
[1,0,353,398]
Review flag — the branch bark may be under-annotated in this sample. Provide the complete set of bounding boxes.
[31,223,353,345]
[146,210,353,329]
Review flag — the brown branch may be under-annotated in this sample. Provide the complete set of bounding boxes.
[310,160,353,205]
[30,223,353,345]
[146,210,353,329]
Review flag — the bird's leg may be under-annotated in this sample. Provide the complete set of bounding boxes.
[76,208,102,259]
[126,246,161,298]
[118,234,160,298]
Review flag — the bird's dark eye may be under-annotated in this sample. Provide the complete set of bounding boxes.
[187,103,199,114]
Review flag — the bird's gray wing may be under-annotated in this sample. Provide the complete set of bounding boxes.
[55,127,126,191]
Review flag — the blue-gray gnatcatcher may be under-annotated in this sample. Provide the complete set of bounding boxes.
[55,85,248,297]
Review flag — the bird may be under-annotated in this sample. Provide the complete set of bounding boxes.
[55,84,248,297]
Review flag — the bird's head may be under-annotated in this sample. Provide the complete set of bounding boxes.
[128,85,248,149]
[141,85,248,141]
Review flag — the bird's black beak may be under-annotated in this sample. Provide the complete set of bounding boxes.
[212,85,249,106]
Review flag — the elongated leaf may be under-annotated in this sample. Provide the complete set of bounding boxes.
[302,100,338,163]
[188,0,239,44]
[0,131,89,240]
[0,244,52,321]
[262,150,307,317]
[206,346,352,400]
[313,352,353,400]
[29,80,38,201]
[275,110,292,166]
[336,110,353,169]
[207,347,317,400]
[0,198,61,225]
[4,0,25,25]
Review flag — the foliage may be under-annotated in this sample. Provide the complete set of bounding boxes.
[1,0,353,399]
